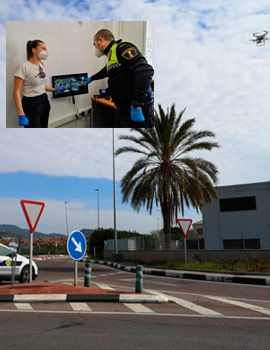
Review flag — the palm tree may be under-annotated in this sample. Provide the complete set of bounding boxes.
[116,104,220,249]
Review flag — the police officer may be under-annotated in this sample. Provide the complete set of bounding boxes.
[86,29,154,128]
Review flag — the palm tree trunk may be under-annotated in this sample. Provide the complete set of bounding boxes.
[161,193,171,250]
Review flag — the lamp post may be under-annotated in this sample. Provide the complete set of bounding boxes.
[64,201,69,236]
[112,129,118,255]
[94,189,100,231]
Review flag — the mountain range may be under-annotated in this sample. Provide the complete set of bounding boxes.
[0,224,94,239]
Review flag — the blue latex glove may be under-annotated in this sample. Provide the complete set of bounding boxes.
[55,85,66,92]
[131,106,145,122]
[18,114,29,126]
[84,77,92,85]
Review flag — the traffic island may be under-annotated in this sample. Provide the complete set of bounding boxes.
[0,282,167,303]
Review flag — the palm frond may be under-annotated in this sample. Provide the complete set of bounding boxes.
[116,104,220,248]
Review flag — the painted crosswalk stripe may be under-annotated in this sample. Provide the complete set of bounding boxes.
[14,303,33,310]
[124,303,155,313]
[70,303,91,311]
[94,283,115,290]
[169,296,222,316]
[206,296,270,316]
[147,290,222,316]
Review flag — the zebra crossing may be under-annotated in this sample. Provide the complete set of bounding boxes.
[1,287,270,319]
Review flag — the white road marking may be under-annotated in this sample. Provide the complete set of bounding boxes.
[124,303,155,313]
[70,303,91,311]
[94,283,115,290]
[96,272,124,277]
[147,290,222,316]
[14,303,33,310]
[119,278,136,282]
[0,308,269,320]
[206,296,270,316]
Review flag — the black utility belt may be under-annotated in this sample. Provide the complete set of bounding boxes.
[117,99,154,109]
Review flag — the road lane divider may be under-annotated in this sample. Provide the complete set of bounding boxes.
[13,294,66,303]
[90,260,270,286]
[119,294,167,303]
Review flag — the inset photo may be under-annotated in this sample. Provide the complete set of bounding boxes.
[6,21,154,128]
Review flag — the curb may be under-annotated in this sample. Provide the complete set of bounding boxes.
[90,259,270,287]
[0,293,166,303]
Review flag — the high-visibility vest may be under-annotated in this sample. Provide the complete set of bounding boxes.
[106,41,136,68]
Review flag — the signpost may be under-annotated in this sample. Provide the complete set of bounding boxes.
[67,230,87,286]
[20,200,45,282]
[177,219,192,266]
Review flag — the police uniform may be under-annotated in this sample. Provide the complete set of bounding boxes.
[91,39,154,128]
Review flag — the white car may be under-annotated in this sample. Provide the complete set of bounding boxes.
[0,243,38,283]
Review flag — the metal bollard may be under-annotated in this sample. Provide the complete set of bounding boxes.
[135,265,143,293]
[84,260,92,287]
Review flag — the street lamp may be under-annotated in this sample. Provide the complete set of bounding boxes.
[94,189,100,231]
[64,201,69,236]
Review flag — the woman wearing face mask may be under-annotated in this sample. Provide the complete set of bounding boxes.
[13,39,65,128]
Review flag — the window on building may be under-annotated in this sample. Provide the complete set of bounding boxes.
[223,239,243,249]
[244,239,261,249]
[219,196,257,212]
[197,228,203,236]
[223,238,261,249]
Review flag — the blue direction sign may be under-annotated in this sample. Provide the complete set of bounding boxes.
[67,230,87,261]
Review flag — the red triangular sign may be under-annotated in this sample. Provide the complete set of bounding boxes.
[20,200,45,233]
[177,219,192,238]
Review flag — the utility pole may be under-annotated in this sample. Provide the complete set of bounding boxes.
[64,201,69,236]
[112,129,118,255]
[94,189,100,231]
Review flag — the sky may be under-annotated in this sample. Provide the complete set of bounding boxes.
[1,0,270,234]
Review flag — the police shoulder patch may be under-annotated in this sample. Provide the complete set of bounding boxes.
[108,50,112,61]
[121,47,138,60]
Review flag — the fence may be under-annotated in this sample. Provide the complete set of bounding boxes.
[104,249,270,264]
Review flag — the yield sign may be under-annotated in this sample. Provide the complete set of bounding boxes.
[177,219,192,238]
[20,200,45,233]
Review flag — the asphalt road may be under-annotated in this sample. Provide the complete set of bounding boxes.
[1,311,270,350]
[0,256,269,349]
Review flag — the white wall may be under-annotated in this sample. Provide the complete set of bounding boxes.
[6,21,149,128]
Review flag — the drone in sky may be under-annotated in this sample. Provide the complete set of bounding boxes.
[249,31,269,46]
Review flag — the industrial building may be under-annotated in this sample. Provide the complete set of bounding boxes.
[202,181,270,250]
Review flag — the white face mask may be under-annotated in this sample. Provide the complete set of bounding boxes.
[38,50,49,60]
[95,47,104,58]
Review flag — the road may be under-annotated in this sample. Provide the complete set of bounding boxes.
[0,256,269,349]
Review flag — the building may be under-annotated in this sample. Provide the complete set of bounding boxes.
[202,181,270,250]
[193,220,203,238]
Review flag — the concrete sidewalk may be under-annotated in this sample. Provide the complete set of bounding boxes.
[0,281,167,303]
[90,259,270,286]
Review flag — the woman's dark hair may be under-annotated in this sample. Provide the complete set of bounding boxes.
[26,40,44,59]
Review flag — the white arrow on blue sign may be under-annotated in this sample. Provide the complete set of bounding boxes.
[67,230,87,261]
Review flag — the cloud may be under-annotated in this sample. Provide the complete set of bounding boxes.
[0,0,270,209]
